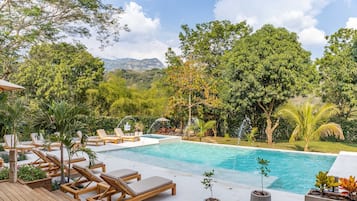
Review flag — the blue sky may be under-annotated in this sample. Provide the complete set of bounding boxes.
[83,0,357,63]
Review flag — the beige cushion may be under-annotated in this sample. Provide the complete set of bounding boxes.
[129,176,173,195]
[107,169,138,179]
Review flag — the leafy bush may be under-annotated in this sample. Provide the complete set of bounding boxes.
[0,167,9,180]
[0,145,4,151]
[18,165,47,182]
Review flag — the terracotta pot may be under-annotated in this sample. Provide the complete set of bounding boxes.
[250,190,271,201]
[205,198,220,201]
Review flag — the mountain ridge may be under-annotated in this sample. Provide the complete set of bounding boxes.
[102,58,165,71]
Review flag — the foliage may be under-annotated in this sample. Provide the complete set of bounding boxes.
[256,157,270,193]
[178,20,251,72]
[277,101,344,151]
[0,167,9,180]
[14,43,104,105]
[32,100,87,183]
[314,171,339,195]
[166,59,220,132]
[329,117,357,142]
[222,24,316,145]
[193,119,216,141]
[317,28,357,119]
[339,176,357,199]
[18,165,47,182]
[246,127,258,145]
[0,145,4,152]
[201,169,216,198]
[0,0,127,79]
[0,98,28,148]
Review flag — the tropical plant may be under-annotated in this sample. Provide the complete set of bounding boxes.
[201,169,218,201]
[277,101,344,151]
[32,100,87,184]
[257,157,270,195]
[17,165,47,182]
[62,135,97,182]
[195,119,216,141]
[247,127,258,145]
[339,176,357,200]
[314,171,339,195]
[0,98,28,148]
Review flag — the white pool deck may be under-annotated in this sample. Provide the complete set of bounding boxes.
[19,136,351,201]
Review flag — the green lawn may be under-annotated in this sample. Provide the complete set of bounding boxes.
[184,136,357,154]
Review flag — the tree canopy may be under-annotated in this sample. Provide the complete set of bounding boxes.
[317,28,357,119]
[14,42,104,105]
[221,24,316,144]
[0,0,127,79]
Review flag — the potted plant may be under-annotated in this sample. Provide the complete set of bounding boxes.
[201,169,220,201]
[339,176,357,201]
[17,165,52,191]
[305,171,344,201]
[250,157,271,201]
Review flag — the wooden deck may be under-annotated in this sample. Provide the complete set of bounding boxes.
[0,182,76,201]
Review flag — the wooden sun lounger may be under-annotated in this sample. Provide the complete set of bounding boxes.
[61,164,141,200]
[96,129,123,144]
[30,133,61,151]
[77,131,106,146]
[114,128,140,142]
[3,134,35,154]
[87,173,176,201]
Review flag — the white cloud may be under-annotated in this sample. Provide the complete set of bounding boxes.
[78,2,170,63]
[214,0,330,46]
[298,27,326,45]
[346,17,357,29]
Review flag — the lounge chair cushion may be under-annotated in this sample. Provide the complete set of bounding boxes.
[129,176,173,196]
[73,159,103,168]
[107,169,139,179]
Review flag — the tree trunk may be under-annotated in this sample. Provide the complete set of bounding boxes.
[265,115,279,145]
[9,149,17,183]
[60,143,65,184]
[304,141,309,152]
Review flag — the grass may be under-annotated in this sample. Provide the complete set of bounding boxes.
[184,136,357,154]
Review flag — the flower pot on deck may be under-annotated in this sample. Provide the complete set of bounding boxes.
[250,190,271,201]
[18,177,52,191]
[305,189,349,201]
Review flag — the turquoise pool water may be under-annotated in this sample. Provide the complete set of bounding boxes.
[103,142,336,195]
[141,134,167,139]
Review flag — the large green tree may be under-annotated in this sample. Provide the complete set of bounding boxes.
[14,42,104,104]
[0,0,127,79]
[222,24,316,145]
[277,102,344,151]
[316,28,357,119]
[178,20,251,72]
[166,59,220,131]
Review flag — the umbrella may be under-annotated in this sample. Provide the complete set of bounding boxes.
[155,117,170,122]
[0,79,25,91]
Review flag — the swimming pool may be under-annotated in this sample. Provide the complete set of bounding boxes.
[103,141,336,195]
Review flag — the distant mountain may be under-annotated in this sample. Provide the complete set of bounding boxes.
[102,58,165,71]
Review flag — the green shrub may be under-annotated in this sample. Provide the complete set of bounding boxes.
[0,145,4,151]
[18,165,47,181]
[0,167,9,180]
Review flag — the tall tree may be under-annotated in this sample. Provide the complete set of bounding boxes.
[316,28,357,119]
[0,0,127,79]
[14,42,104,104]
[166,59,220,131]
[222,24,316,145]
[277,102,344,151]
[178,20,251,72]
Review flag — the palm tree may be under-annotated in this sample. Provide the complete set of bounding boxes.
[277,101,344,151]
[194,119,216,141]
[33,101,87,183]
